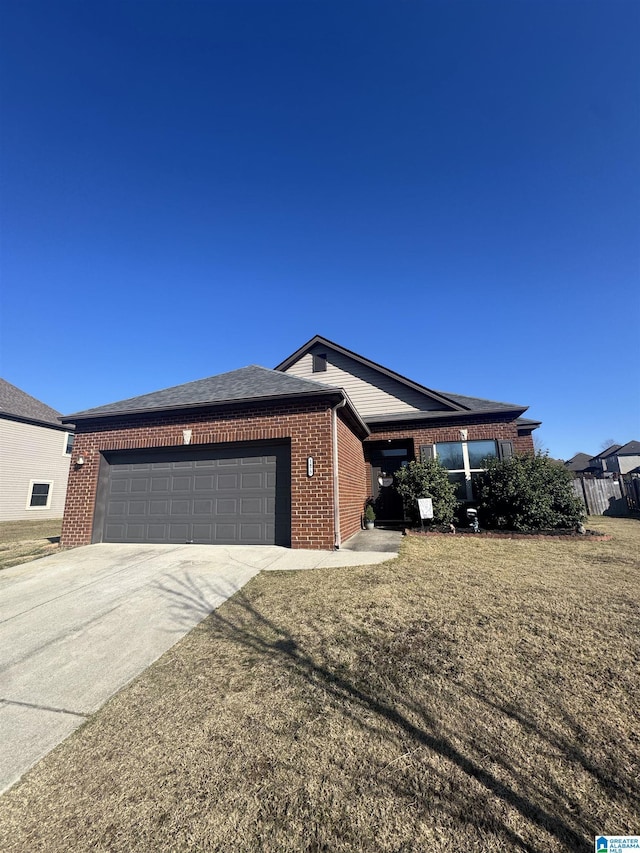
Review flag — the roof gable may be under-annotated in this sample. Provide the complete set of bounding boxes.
[275,335,528,422]
[591,444,622,461]
[0,378,66,429]
[615,440,640,455]
[65,365,348,421]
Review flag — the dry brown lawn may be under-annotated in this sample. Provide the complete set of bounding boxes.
[0,518,62,570]
[0,516,638,852]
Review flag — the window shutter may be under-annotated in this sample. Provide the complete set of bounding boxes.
[420,444,435,462]
[498,440,514,461]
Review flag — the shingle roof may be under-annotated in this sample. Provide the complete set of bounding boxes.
[0,378,65,428]
[590,444,622,461]
[276,335,530,417]
[431,389,525,414]
[564,452,593,471]
[616,440,640,455]
[65,365,343,420]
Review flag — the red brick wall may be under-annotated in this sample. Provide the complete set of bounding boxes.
[61,399,339,551]
[365,418,534,457]
[336,413,369,545]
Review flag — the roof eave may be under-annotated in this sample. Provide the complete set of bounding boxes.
[62,388,369,435]
[1,411,72,432]
[364,407,528,427]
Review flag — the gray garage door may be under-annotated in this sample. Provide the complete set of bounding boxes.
[96,443,290,546]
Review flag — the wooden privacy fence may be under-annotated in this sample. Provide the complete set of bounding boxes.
[572,476,640,516]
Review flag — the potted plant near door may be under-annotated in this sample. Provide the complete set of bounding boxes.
[364,503,376,530]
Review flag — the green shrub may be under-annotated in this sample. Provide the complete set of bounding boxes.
[394,460,459,526]
[364,503,376,523]
[473,453,585,531]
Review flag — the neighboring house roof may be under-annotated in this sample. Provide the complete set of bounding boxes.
[0,378,69,430]
[590,444,622,462]
[63,365,369,436]
[275,334,531,422]
[564,452,593,472]
[615,440,640,455]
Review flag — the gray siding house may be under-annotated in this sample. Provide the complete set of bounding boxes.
[0,379,74,521]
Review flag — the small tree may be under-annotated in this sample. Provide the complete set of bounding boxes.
[394,459,459,526]
[473,453,585,531]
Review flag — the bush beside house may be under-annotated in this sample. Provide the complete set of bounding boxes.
[473,453,585,531]
[394,459,459,526]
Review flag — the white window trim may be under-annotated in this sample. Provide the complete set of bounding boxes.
[435,440,498,501]
[26,480,53,510]
[62,432,74,456]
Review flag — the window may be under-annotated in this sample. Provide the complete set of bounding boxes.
[421,439,509,501]
[27,481,52,509]
[63,433,74,455]
[312,353,327,372]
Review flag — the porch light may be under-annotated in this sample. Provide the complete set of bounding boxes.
[76,455,85,467]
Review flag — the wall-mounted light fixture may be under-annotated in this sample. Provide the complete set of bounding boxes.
[75,455,85,467]
[459,429,468,440]
[307,457,314,477]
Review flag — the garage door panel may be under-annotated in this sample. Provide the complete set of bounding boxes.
[110,480,129,494]
[240,498,262,514]
[194,476,215,491]
[216,499,237,514]
[107,501,127,516]
[240,523,262,540]
[99,444,290,545]
[170,523,189,540]
[217,474,238,489]
[193,499,214,515]
[241,473,263,489]
[172,476,191,491]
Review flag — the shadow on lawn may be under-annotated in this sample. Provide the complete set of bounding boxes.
[157,574,598,852]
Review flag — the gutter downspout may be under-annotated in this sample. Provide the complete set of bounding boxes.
[331,397,347,549]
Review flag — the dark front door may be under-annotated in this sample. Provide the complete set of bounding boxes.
[366,441,414,523]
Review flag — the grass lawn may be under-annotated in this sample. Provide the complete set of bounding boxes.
[0,516,637,852]
[0,518,62,571]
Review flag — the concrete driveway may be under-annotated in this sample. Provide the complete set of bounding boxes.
[0,536,399,794]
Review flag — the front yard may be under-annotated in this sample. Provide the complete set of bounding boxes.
[0,516,637,852]
[0,518,62,571]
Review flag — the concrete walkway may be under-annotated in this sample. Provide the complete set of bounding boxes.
[0,537,400,794]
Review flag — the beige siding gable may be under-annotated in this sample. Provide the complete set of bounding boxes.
[283,344,455,419]
[0,418,72,521]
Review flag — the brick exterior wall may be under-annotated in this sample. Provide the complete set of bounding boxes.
[62,398,343,551]
[336,412,369,545]
[365,416,534,457]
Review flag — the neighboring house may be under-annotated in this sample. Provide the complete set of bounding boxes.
[602,441,640,475]
[60,335,539,551]
[564,452,594,476]
[0,379,75,521]
[588,444,623,477]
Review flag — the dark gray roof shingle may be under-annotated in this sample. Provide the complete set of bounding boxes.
[564,452,593,471]
[616,440,640,455]
[431,389,525,413]
[0,378,65,427]
[66,365,341,419]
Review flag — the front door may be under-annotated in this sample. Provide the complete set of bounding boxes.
[366,441,414,523]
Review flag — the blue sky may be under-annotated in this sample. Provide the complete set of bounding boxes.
[1,0,638,459]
